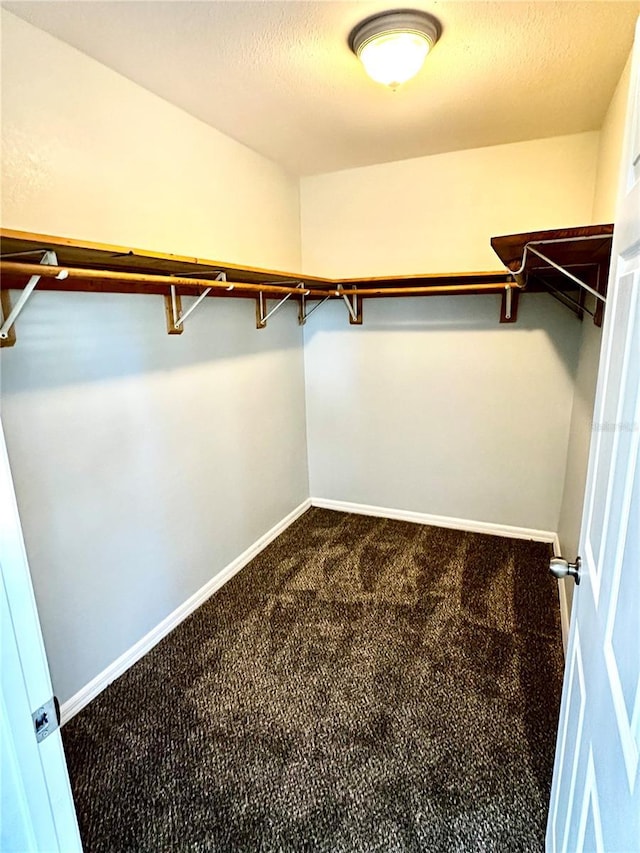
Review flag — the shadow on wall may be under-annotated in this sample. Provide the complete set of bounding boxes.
[2,289,584,395]
[302,292,583,382]
[1,289,303,394]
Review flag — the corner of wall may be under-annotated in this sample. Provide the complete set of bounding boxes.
[555,49,632,627]
[295,174,305,275]
[592,50,634,222]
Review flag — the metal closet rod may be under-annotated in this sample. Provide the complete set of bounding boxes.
[0,261,335,299]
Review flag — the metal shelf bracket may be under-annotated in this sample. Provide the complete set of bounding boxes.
[509,236,608,303]
[165,272,229,335]
[500,283,519,324]
[0,251,66,345]
[298,293,332,326]
[256,282,308,329]
[525,244,606,305]
[497,233,609,326]
[337,285,362,325]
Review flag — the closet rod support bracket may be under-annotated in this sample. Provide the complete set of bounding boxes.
[298,293,332,325]
[527,245,606,304]
[165,273,226,335]
[505,235,609,307]
[257,282,307,329]
[337,285,363,325]
[0,251,65,345]
[500,284,519,324]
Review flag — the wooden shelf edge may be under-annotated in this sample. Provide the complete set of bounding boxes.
[1,228,513,297]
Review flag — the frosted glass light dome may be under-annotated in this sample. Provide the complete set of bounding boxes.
[349,10,440,89]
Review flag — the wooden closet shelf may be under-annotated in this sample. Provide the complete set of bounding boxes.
[0,229,327,287]
[491,224,613,273]
[0,224,613,342]
[490,224,613,325]
[0,229,511,295]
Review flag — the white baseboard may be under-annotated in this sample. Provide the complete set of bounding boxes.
[60,498,311,725]
[311,497,558,543]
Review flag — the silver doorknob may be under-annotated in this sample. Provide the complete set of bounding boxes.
[549,556,581,585]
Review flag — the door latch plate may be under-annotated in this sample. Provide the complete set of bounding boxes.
[32,696,59,743]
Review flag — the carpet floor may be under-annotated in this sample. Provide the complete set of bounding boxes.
[62,508,564,852]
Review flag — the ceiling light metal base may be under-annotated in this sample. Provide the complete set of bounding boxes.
[348,9,441,57]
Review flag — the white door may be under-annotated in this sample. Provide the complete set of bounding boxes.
[0,421,82,852]
[546,21,640,853]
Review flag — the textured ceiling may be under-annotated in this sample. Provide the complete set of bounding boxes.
[4,1,640,175]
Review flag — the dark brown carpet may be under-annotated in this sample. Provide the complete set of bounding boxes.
[62,508,564,852]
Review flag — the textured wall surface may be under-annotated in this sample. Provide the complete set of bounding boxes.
[1,12,307,703]
[0,11,301,271]
[300,132,599,277]
[592,51,634,223]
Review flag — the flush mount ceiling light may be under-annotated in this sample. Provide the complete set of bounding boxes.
[349,9,440,89]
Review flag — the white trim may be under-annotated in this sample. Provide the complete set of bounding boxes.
[561,631,587,853]
[552,534,571,657]
[60,499,311,725]
[557,578,571,658]
[311,497,558,543]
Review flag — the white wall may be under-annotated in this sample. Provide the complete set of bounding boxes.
[557,319,603,576]
[592,53,634,225]
[557,51,633,611]
[0,11,300,271]
[0,11,307,704]
[301,133,599,278]
[304,295,579,531]
[301,134,598,529]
